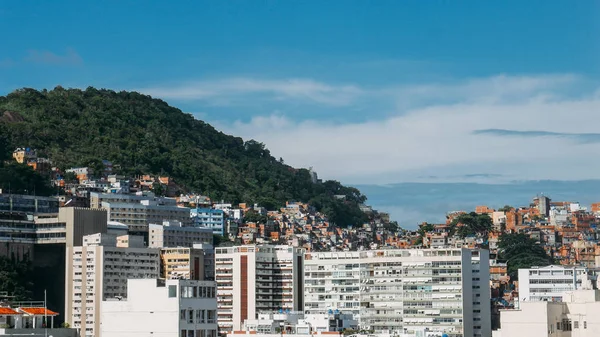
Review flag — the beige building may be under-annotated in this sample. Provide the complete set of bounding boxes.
[149,222,212,248]
[495,289,600,337]
[90,192,192,236]
[215,245,305,333]
[65,233,160,337]
[160,247,205,280]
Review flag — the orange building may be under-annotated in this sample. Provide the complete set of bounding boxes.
[475,205,494,214]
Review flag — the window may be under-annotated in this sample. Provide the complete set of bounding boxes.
[169,285,177,298]
[180,309,186,320]
[584,321,587,329]
[574,321,579,329]
[188,309,194,324]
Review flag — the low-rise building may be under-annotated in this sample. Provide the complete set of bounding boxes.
[228,312,344,337]
[495,289,600,337]
[518,265,595,303]
[101,279,218,337]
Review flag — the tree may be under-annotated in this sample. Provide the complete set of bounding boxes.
[63,171,77,183]
[449,212,492,238]
[0,255,34,301]
[418,223,435,236]
[213,234,226,246]
[0,162,54,196]
[497,233,553,280]
[498,205,514,212]
[243,210,268,224]
[151,182,165,197]
[0,123,8,162]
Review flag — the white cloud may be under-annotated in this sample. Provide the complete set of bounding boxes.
[139,78,363,106]
[215,74,600,184]
[25,47,83,66]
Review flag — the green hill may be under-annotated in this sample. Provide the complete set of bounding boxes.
[0,87,368,226]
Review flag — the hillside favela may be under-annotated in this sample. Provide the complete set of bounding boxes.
[1,2,597,337]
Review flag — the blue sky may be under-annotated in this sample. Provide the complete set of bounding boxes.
[2,1,600,185]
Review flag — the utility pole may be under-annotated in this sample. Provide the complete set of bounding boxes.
[44,289,48,337]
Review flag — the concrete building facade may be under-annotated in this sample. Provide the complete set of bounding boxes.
[160,247,205,280]
[215,245,305,333]
[304,248,491,337]
[149,221,213,248]
[495,290,600,337]
[64,233,160,337]
[517,265,594,303]
[191,208,226,235]
[101,279,218,337]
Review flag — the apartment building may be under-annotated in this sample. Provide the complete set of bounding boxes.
[149,221,213,248]
[65,233,160,337]
[90,192,191,233]
[101,279,218,337]
[214,245,305,333]
[518,265,595,303]
[304,248,491,337]
[191,208,226,235]
[495,289,600,337]
[160,247,205,280]
[0,194,107,260]
[102,201,191,234]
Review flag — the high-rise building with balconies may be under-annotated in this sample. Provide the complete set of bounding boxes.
[65,233,160,337]
[304,248,491,337]
[214,245,304,334]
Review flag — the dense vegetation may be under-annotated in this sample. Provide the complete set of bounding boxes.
[0,87,368,226]
[0,255,34,300]
[497,233,553,280]
[449,212,493,238]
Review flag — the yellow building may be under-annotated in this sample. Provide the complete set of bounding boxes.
[160,247,205,280]
[12,148,37,164]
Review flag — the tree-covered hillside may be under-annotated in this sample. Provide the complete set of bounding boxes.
[0,87,367,226]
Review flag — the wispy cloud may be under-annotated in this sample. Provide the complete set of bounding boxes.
[139,73,580,113]
[213,74,600,184]
[473,129,600,144]
[25,48,83,66]
[139,78,363,106]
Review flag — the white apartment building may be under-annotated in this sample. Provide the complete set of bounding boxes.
[518,265,594,303]
[65,233,160,337]
[215,245,305,333]
[494,289,600,337]
[101,279,218,337]
[102,201,192,233]
[149,221,213,248]
[304,248,491,337]
[90,192,192,234]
